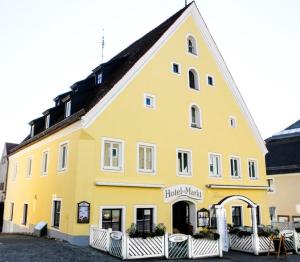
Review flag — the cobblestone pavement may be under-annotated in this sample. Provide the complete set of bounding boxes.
[0,234,299,262]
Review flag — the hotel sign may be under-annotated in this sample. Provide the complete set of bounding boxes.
[163,184,203,203]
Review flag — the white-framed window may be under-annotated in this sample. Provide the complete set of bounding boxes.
[65,100,71,118]
[267,178,275,192]
[30,124,35,137]
[229,116,237,128]
[144,94,156,109]
[188,69,200,90]
[172,62,180,74]
[45,114,50,129]
[58,143,68,171]
[12,162,18,181]
[97,73,103,84]
[9,202,14,221]
[100,205,126,232]
[102,138,124,171]
[52,199,62,229]
[207,75,215,86]
[187,35,197,55]
[137,143,156,174]
[22,203,28,225]
[177,149,192,176]
[230,156,241,178]
[209,153,221,177]
[41,151,49,175]
[134,205,157,233]
[26,157,32,177]
[248,159,258,179]
[190,104,201,129]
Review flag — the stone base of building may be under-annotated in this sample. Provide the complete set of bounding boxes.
[2,220,89,246]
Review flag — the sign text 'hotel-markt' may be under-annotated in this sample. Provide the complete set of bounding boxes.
[163,184,203,203]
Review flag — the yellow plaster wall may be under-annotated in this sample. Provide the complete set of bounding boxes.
[4,14,269,238]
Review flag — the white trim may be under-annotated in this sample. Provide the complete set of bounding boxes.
[41,149,49,176]
[57,141,69,172]
[176,148,193,177]
[187,67,200,91]
[81,3,266,154]
[101,137,124,173]
[45,114,50,129]
[95,181,164,188]
[171,61,181,75]
[99,205,126,233]
[81,7,191,128]
[190,4,267,154]
[208,152,222,178]
[247,158,259,180]
[206,74,215,87]
[134,205,157,229]
[207,184,268,190]
[9,121,82,160]
[229,155,241,179]
[189,103,202,130]
[229,116,237,128]
[136,142,156,175]
[65,100,71,118]
[26,156,33,178]
[186,33,198,57]
[51,197,62,230]
[231,204,244,227]
[143,93,156,109]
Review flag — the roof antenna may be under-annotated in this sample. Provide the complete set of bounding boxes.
[101,28,105,63]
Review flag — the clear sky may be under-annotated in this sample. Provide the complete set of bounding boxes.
[1,0,300,149]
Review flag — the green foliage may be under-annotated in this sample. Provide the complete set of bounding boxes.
[126,223,166,238]
[193,227,220,240]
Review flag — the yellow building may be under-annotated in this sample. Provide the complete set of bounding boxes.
[266,120,300,223]
[4,2,269,246]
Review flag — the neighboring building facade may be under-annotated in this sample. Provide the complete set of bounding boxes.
[4,3,269,246]
[0,143,18,232]
[266,120,300,223]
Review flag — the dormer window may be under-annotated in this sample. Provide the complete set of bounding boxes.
[45,114,50,129]
[97,73,103,85]
[65,100,71,118]
[30,125,35,138]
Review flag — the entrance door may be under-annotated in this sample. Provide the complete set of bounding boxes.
[0,202,4,232]
[172,201,190,234]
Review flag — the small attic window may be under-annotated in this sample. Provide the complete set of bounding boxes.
[187,35,197,55]
[45,114,50,129]
[97,73,103,85]
[65,100,71,118]
[30,124,35,138]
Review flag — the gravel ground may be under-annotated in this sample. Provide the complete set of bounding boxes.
[0,234,299,262]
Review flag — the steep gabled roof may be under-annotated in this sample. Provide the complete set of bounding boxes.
[10,3,192,154]
[266,119,300,142]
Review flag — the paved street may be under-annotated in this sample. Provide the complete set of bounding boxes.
[0,234,299,262]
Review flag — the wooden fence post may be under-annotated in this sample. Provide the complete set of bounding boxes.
[107,228,112,252]
[188,235,192,258]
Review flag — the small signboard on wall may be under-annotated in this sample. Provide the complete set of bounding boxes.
[77,201,90,224]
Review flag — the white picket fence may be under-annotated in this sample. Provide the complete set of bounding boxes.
[89,226,109,251]
[89,226,221,260]
[229,234,253,253]
[191,238,219,258]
